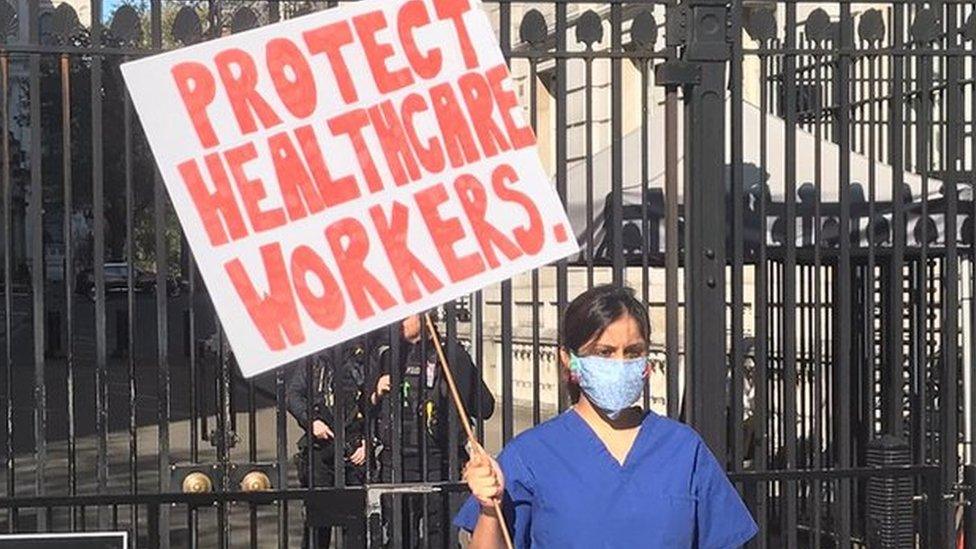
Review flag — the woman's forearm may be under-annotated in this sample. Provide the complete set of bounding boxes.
[469,507,507,549]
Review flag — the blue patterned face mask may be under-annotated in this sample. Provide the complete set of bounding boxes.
[569,354,648,419]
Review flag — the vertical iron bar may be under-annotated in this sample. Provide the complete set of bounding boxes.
[334,350,347,496]
[189,271,198,466]
[528,59,541,426]
[123,59,139,549]
[266,2,289,544]
[60,53,76,519]
[665,79,679,420]
[149,2,169,546]
[835,6,854,547]
[970,22,976,549]
[782,4,799,546]
[913,262,925,464]
[303,355,314,534]
[754,50,769,549]
[446,302,460,549]
[154,175,171,547]
[420,308,430,517]
[148,503,160,549]
[499,0,513,445]
[865,42,878,456]
[966,466,976,549]
[942,3,962,543]
[887,0,907,445]
[217,336,231,549]
[248,376,257,549]
[187,508,197,549]
[610,3,624,285]
[640,58,650,411]
[683,0,729,459]
[636,58,648,382]
[389,320,403,549]
[811,40,824,549]
[554,3,569,414]
[275,367,289,549]
[27,0,46,529]
[585,55,595,289]
[0,52,12,533]
[730,0,745,472]
[917,7,933,476]
[91,2,109,527]
[474,290,485,440]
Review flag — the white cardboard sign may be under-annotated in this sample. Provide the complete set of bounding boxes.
[122,0,577,377]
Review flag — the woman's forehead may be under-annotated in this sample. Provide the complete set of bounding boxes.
[588,316,646,347]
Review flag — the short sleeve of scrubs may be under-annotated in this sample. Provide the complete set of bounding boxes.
[692,440,758,548]
[454,443,534,546]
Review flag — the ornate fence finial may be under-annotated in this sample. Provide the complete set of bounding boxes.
[519,9,547,48]
[231,7,258,34]
[858,9,885,43]
[804,8,831,43]
[109,5,141,44]
[0,0,15,45]
[910,8,939,45]
[745,9,776,43]
[629,10,657,51]
[172,6,203,45]
[575,10,603,49]
[50,3,82,44]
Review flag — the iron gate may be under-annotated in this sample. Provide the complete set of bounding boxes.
[0,0,973,548]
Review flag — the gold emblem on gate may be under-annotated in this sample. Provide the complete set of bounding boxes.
[182,471,213,493]
[240,470,272,492]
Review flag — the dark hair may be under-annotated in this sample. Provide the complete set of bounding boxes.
[561,284,650,402]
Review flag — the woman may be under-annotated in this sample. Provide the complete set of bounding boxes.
[454,285,758,548]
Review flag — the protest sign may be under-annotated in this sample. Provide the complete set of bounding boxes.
[122,0,577,377]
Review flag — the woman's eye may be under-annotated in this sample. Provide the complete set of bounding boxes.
[598,349,614,357]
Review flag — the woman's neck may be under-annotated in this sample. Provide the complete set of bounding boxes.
[574,397,643,431]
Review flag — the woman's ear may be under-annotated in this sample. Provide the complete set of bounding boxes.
[560,349,581,384]
[560,348,582,403]
[559,348,570,370]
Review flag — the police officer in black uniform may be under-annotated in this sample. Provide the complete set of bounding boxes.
[367,312,495,547]
[287,334,380,548]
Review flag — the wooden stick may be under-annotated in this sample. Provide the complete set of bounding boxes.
[424,313,515,549]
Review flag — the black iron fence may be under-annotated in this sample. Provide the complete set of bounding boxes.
[0,0,974,548]
[0,465,948,548]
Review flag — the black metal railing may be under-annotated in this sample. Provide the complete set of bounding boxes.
[0,465,943,548]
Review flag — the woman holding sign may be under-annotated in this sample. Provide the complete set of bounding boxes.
[454,285,758,548]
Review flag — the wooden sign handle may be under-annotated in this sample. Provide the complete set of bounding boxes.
[424,313,515,549]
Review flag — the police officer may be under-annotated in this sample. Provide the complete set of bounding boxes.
[287,335,378,549]
[368,312,495,547]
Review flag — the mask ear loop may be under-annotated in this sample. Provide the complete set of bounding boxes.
[568,353,582,384]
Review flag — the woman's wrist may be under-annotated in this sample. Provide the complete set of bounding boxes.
[479,501,501,515]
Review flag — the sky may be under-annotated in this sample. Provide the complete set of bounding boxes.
[104,0,127,16]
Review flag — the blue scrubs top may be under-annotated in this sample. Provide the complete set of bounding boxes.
[454,410,758,548]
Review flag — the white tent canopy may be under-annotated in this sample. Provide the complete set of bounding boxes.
[561,97,966,264]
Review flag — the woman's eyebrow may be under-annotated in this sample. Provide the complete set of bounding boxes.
[587,344,616,352]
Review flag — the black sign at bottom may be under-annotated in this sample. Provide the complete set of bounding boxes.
[0,532,127,548]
